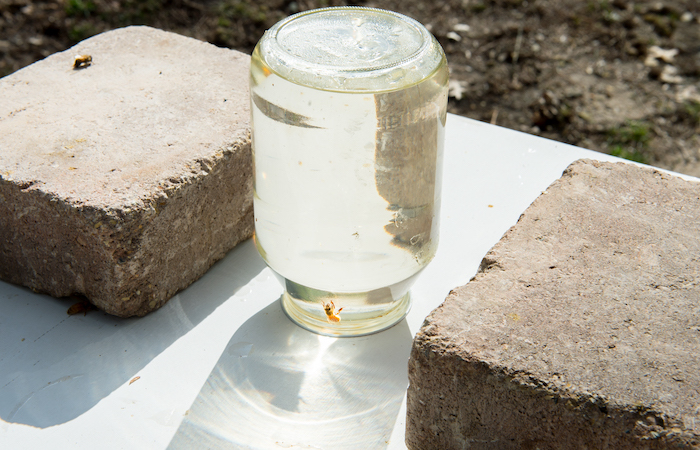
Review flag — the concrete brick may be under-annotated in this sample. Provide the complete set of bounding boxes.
[407,159,700,449]
[0,26,253,317]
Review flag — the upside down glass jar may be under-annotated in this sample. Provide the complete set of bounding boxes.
[250,7,448,336]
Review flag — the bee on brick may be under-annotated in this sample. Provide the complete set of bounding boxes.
[73,54,92,69]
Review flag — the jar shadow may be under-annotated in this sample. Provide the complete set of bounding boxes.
[169,298,412,449]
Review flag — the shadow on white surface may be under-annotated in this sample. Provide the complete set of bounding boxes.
[169,299,412,450]
[0,240,267,428]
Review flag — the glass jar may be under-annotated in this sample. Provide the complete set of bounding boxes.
[250,6,448,336]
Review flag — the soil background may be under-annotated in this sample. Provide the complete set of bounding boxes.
[1,0,699,176]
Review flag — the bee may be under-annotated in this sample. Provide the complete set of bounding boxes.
[73,54,92,69]
[322,300,343,323]
[67,300,96,316]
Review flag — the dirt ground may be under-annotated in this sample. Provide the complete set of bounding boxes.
[1,0,699,176]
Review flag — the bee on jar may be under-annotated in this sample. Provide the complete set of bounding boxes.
[73,54,92,69]
[322,300,343,323]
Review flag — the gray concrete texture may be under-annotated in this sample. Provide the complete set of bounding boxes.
[0,26,253,317]
[407,159,700,449]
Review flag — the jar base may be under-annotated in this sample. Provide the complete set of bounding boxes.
[279,277,413,337]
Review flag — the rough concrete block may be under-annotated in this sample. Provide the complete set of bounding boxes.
[407,160,700,449]
[0,26,253,317]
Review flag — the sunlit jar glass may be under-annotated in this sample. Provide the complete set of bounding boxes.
[250,7,448,337]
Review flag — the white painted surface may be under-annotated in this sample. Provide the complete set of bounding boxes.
[1,114,669,449]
